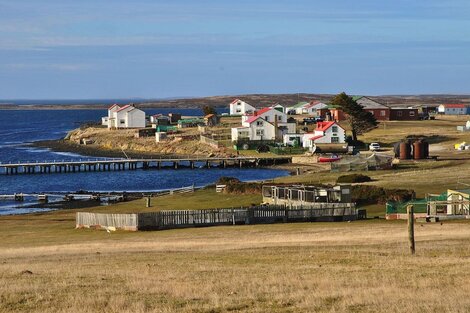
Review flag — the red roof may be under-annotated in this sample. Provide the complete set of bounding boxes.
[245,115,274,125]
[108,104,120,110]
[116,104,132,112]
[316,121,337,132]
[230,98,241,104]
[443,104,466,108]
[253,107,272,116]
[309,135,324,141]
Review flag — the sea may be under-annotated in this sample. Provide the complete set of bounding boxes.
[0,107,288,215]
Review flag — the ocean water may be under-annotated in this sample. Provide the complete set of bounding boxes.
[0,108,288,215]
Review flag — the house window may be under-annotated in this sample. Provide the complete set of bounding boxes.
[380,110,386,116]
[256,129,264,136]
[409,111,415,116]
[120,119,125,124]
[256,121,263,126]
[278,115,282,121]
[236,109,241,113]
[332,126,338,133]
[397,111,403,117]
[331,137,339,143]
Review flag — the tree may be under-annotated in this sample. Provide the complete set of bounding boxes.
[202,105,217,116]
[330,92,377,142]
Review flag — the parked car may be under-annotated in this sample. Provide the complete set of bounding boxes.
[302,117,316,125]
[314,116,324,122]
[369,142,381,151]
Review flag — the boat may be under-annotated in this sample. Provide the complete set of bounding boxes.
[318,155,341,163]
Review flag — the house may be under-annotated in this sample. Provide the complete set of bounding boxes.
[286,102,307,114]
[262,185,352,206]
[168,113,182,124]
[229,99,256,116]
[177,118,205,129]
[304,101,328,115]
[389,107,419,120]
[241,107,288,125]
[446,189,470,215]
[283,133,304,147]
[231,116,277,142]
[272,103,285,113]
[328,106,346,121]
[354,96,390,120]
[287,101,328,115]
[150,114,170,125]
[303,121,346,151]
[106,104,146,129]
[438,104,470,115]
[204,114,219,127]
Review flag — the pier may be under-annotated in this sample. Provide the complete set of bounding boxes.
[0,156,291,175]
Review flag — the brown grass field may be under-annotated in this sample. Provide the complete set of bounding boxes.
[2,115,470,312]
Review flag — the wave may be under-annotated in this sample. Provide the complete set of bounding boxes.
[52,151,85,158]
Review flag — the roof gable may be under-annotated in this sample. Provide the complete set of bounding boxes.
[316,121,343,132]
[108,104,120,110]
[245,115,274,125]
[116,104,132,112]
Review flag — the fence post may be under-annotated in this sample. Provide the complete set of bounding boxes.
[146,196,151,208]
[407,205,415,255]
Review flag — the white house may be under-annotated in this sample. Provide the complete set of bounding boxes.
[231,116,277,141]
[241,107,288,126]
[303,121,346,150]
[150,114,170,125]
[286,101,328,115]
[303,101,328,115]
[106,104,146,129]
[283,133,304,146]
[229,99,256,116]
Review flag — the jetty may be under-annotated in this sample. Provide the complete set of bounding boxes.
[0,156,291,175]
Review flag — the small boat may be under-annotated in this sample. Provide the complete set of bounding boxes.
[318,155,341,163]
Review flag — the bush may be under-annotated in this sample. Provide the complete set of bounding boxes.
[216,176,262,194]
[351,185,414,205]
[216,177,241,185]
[336,174,372,184]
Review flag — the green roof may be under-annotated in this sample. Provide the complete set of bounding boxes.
[291,101,308,109]
[352,96,364,101]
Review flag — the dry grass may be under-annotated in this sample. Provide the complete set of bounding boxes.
[1,220,470,312]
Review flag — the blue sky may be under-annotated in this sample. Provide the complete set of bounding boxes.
[1,0,470,99]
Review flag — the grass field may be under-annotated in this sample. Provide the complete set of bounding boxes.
[2,212,470,312]
[3,116,470,312]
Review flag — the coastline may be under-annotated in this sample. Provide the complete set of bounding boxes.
[30,139,193,159]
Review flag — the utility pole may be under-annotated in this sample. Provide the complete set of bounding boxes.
[407,204,415,255]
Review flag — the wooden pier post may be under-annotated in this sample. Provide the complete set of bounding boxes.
[407,204,415,255]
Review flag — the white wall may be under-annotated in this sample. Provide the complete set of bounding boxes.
[126,109,146,128]
[230,100,256,115]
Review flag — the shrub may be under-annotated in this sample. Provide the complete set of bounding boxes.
[216,177,241,185]
[351,185,414,205]
[336,174,372,184]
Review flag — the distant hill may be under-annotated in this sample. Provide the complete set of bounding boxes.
[1,93,470,110]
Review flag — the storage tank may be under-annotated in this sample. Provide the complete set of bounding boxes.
[399,141,411,160]
[422,140,429,159]
[413,140,423,160]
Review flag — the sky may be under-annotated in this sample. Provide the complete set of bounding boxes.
[1,0,470,99]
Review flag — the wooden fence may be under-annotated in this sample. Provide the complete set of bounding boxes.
[76,204,362,232]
